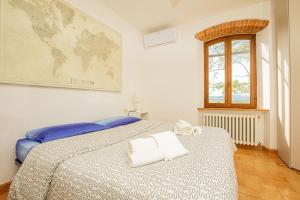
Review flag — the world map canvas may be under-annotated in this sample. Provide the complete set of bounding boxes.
[0,0,122,91]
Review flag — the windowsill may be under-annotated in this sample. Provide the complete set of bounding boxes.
[197,107,269,112]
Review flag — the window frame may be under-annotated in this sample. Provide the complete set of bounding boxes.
[204,34,257,109]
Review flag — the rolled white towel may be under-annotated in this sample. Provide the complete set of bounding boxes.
[193,126,203,135]
[128,148,165,168]
[151,131,188,160]
[174,120,202,136]
[128,137,158,154]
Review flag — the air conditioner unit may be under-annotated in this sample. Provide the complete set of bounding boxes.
[143,28,177,48]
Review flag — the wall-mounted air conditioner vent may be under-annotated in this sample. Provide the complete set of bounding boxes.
[143,28,177,48]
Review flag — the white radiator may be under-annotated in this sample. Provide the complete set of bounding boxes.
[200,113,263,146]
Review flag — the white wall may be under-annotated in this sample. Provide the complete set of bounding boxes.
[0,0,143,184]
[139,1,278,149]
[274,0,300,170]
[274,0,291,166]
[289,0,300,170]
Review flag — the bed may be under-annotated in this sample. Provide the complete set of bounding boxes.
[9,120,237,200]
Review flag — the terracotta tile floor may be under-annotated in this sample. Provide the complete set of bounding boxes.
[235,147,300,200]
[1,147,299,200]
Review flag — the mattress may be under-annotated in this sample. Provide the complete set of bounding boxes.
[9,120,237,200]
[15,139,40,164]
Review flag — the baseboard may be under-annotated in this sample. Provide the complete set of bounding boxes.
[236,144,262,150]
[262,146,278,154]
[236,144,278,154]
[0,181,11,195]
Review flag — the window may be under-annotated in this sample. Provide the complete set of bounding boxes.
[204,35,256,108]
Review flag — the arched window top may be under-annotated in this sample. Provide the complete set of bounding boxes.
[195,19,269,42]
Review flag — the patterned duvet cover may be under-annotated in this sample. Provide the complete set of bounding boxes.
[9,120,237,200]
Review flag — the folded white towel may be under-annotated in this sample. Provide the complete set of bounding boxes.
[174,120,202,136]
[128,138,158,154]
[151,131,188,161]
[128,148,165,168]
[128,131,188,167]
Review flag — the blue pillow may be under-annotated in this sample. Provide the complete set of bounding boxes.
[94,116,141,128]
[26,123,107,143]
[16,138,40,164]
[94,116,127,125]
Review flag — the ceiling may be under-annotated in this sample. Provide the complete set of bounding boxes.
[100,0,267,33]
